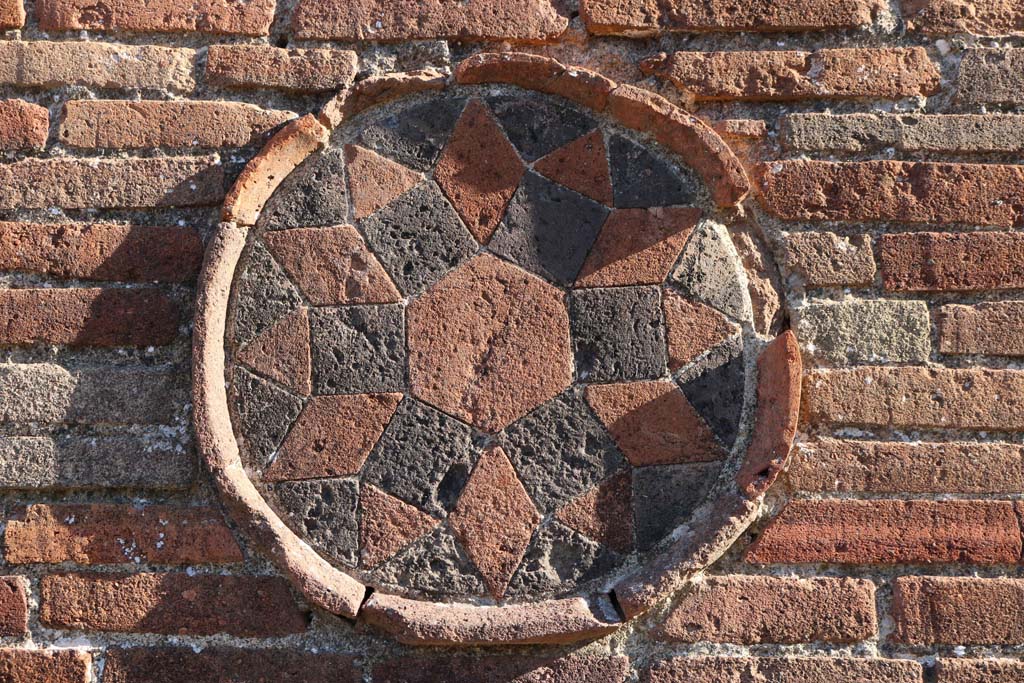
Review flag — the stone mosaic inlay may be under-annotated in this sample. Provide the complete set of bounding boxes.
[225,87,756,605]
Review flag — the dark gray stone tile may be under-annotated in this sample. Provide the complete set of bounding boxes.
[488,171,610,286]
[368,525,486,599]
[271,477,359,567]
[609,134,698,208]
[487,94,596,162]
[570,286,668,383]
[257,147,348,231]
[669,221,752,322]
[359,180,477,296]
[678,351,746,450]
[357,96,467,172]
[505,521,620,599]
[231,367,302,468]
[309,304,406,395]
[632,462,720,551]
[231,241,302,348]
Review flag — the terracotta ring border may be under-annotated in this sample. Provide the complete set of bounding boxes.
[201,54,798,646]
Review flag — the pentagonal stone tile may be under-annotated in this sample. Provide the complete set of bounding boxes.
[555,471,634,554]
[271,477,359,566]
[669,221,753,322]
[344,144,423,220]
[632,462,720,551]
[369,525,486,599]
[534,129,613,206]
[309,305,406,395]
[236,307,311,397]
[663,290,742,372]
[231,366,303,467]
[678,351,746,450]
[505,521,620,599]
[488,171,611,286]
[357,96,467,172]
[231,240,302,348]
[361,398,477,517]
[258,147,348,231]
[609,134,698,209]
[487,94,597,162]
[570,286,668,383]
[499,390,626,515]
[359,484,440,570]
[359,180,478,296]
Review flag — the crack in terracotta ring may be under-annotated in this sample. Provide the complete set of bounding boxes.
[196,54,800,646]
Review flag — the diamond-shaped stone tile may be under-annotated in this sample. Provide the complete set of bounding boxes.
[272,477,359,566]
[435,99,526,244]
[555,471,634,554]
[407,254,572,433]
[359,484,440,570]
[669,221,753,322]
[449,446,541,600]
[663,290,741,371]
[344,144,423,220]
[534,129,613,206]
[236,307,311,396]
[609,135,697,209]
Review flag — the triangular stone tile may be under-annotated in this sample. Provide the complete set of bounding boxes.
[609,134,697,208]
[487,94,597,162]
[231,366,303,467]
[344,144,423,220]
[669,221,753,322]
[263,393,402,482]
[555,471,634,554]
[236,307,311,396]
[369,525,487,599]
[534,129,613,206]
[663,289,741,371]
[679,352,746,450]
[434,99,526,244]
[359,484,440,569]
[272,477,359,566]
[232,240,302,348]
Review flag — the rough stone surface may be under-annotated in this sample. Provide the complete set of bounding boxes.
[679,352,746,449]
[358,97,466,172]
[892,577,1024,645]
[257,147,348,231]
[663,291,740,371]
[370,526,486,598]
[359,485,439,569]
[609,134,698,208]
[308,305,406,394]
[937,659,1024,683]
[958,49,1024,105]
[344,145,423,220]
[36,0,275,35]
[881,231,1024,292]
[554,471,633,553]
[784,113,1024,153]
[372,654,629,683]
[272,478,360,566]
[632,462,719,550]
[670,221,751,321]
[231,367,303,466]
[534,129,613,206]
[796,300,931,364]
[645,657,921,683]
[570,286,667,383]
[231,240,302,347]
[487,94,596,163]
[783,231,876,287]
[206,45,357,92]
[905,1,1024,36]
[236,307,311,396]
[940,301,1024,356]
[507,521,619,597]
[0,650,90,683]
[104,647,357,683]
[0,99,47,150]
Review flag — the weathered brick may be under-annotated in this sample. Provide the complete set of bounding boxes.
[205,45,358,92]
[940,302,1024,355]
[882,232,1024,292]
[104,647,359,683]
[0,100,48,150]
[37,0,274,35]
[784,113,1024,153]
[893,577,1024,645]
[655,576,877,644]
[0,435,193,490]
[291,0,568,41]
[0,0,24,28]
[805,367,1024,431]
[5,504,240,565]
[60,100,293,149]
[796,300,931,364]
[760,161,1024,227]
[937,659,1024,683]
[905,0,1024,36]
[783,232,876,287]
[0,223,202,283]
[0,288,180,347]
[0,650,90,683]
[958,49,1024,105]
[0,364,184,425]
[788,438,1024,494]
[0,157,223,209]
[747,499,1021,565]
[644,48,939,101]
[40,573,307,636]
[0,41,195,92]
[645,656,922,683]
[0,578,27,636]
[372,655,629,683]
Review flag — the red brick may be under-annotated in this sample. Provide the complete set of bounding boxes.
[788,439,1024,494]
[0,157,223,209]
[759,161,1024,227]
[937,659,1024,683]
[37,0,274,35]
[940,301,1024,355]
[805,367,1024,431]
[645,656,922,683]
[904,0,1024,35]
[338,69,448,120]
[892,577,1024,645]
[0,650,90,683]
[291,0,568,41]
[644,48,939,101]
[205,45,357,93]
[4,504,242,565]
[60,100,293,149]
[783,232,876,287]
[0,0,24,28]
[40,572,307,636]
[655,575,877,644]
[886,233,1024,295]
[0,578,26,636]
[104,647,359,683]
[372,654,629,683]
[0,100,47,150]
[0,41,195,92]
[747,499,1021,565]
[0,223,202,283]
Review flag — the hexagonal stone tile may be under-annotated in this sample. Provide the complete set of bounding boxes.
[308,304,406,395]
[569,286,668,383]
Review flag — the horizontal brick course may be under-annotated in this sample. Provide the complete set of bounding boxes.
[205,45,358,93]
[892,576,1024,645]
[644,656,922,683]
[958,49,1024,105]
[805,367,1024,430]
[937,659,1024,683]
[796,299,931,365]
[0,0,23,28]
[0,649,90,683]
[104,647,359,683]
[788,438,1024,494]
[0,578,27,636]
[372,655,629,682]
[37,0,274,35]
[940,302,1024,355]
[758,161,1024,227]
[5,504,241,565]
[644,48,939,101]
[905,1,1024,37]
[40,573,308,636]
[747,499,1022,565]
[655,575,877,644]
[783,232,876,287]
[784,113,1024,153]
[882,232,1024,292]
[0,100,48,150]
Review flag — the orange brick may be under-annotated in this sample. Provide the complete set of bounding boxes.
[646,657,921,683]
[37,0,274,35]
[937,659,1024,683]
[893,577,1024,645]
[882,232,1024,292]
[105,648,359,683]
[904,0,1024,36]
[0,0,23,28]
[206,45,358,93]
[0,100,48,150]
[0,578,27,636]
[940,301,1024,355]
[0,650,90,683]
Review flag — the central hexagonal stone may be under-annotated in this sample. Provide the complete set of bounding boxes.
[407,254,572,433]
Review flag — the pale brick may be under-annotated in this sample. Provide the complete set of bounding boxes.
[783,232,876,287]
[785,113,1024,153]
[796,300,931,364]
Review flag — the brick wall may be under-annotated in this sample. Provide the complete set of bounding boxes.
[0,0,1022,680]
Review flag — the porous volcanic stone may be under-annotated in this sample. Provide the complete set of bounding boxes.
[357,96,467,172]
[534,129,613,206]
[486,93,597,162]
[309,304,406,394]
[555,471,634,553]
[678,352,746,450]
[272,478,359,566]
[257,147,347,230]
[570,286,668,383]
[231,367,303,466]
[670,221,752,322]
[506,520,620,599]
[633,462,720,551]
[236,307,311,396]
[609,134,697,208]
[344,144,422,220]
[370,526,487,599]
[231,240,302,347]
[360,484,440,569]
[663,290,740,371]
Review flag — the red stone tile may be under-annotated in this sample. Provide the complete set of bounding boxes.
[344,144,423,219]
[663,289,740,371]
[534,129,612,206]
[263,393,402,481]
[555,471,633,554]
[263,225,401,306]
[576,207,701,288]
[407,254,572,433]
[236,307,311,396]
[435,99,526,244]
[360,484,440,569]
[449,446,541,600]
[586,380,726,466]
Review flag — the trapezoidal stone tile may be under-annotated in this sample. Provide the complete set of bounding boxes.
[263,225,401,306]
[534,129,613,206]
[608,134,698,209]
[669,221,753,322]
[357,96,467,172]
[236,307,311,396]
[263,393,402,482]
[434,99,526,244]
[407,254,572,433]
[271,477,359,567]
[308,304,406,395]
[632,462,721,551]
[569,286,668,383]
[359,484,440,570]
[343,144,423,220]
[257,146,348,231]
[663,290,741,372]
[231,240,302,348]
[230,366,303,467]
[554,471,634,554]
[486,93,597,163]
